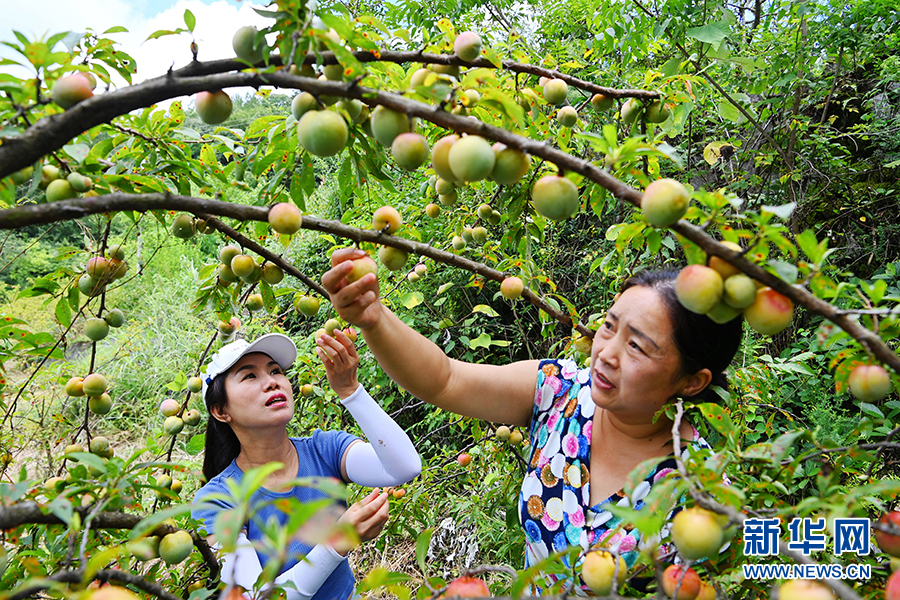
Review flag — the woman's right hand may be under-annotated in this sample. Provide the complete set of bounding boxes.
[333,488,390,555]
[321,248,383,329]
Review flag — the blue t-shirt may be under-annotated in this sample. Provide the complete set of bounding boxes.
[192,430,358,600]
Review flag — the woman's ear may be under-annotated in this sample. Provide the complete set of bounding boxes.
[681,368,712,398]
[209,404,231,423]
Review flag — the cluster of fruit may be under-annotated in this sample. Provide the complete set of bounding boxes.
[577,507,728,598]
[171,213,221,240]
[8,161,98,202]
[674,257,794,333]
[440,203,499,251]
[215,244,285,291]
[621,96,671,125]
[314,318,358,343]
[129,529,195,565]
[66,373,113,419]
[638,179,797,334]
[158,376,204,437]
[230,27,621,225]
[494,424,524,446]
[78,245,129,299]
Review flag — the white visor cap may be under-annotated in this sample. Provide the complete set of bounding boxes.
[202,333,297,401]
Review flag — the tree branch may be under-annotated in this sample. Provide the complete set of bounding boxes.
[7,568,183,600]
[0,501,219,580]
[1,72,898,371]
[200,215,328,297]
[0,193,589,337]
[0,57,652,178]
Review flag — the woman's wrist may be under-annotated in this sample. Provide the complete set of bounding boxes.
[335,382,361,400]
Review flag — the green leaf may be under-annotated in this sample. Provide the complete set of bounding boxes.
[400,292,424,309]
[469,333,493,349]
[768,260,798,285]
[770,430,806,464]
[660,57,681,77]
[66,452,108,474]
[717,101,741,123]
[796,229,827,265]
[184,9,196,33]
[860,402,884,419]
[698,403,736,437]
[145,29,186,41]
[55,298,71,328]
[103,26,129,34]
[686,22,730,47]
[47,496,73,526]
[129,504,197,539]
[471,304,499,317]
[185,433,205,456]
[62,143,90,164]
[415,528,434,576]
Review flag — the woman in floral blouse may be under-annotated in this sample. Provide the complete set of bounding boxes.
[322,250,743,593]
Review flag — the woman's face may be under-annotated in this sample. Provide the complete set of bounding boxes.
[590,286,707,424]
[216,352,295,430]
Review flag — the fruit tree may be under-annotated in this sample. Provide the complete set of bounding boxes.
[1,0,899,599]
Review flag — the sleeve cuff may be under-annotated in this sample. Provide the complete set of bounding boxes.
[339,384,367,407]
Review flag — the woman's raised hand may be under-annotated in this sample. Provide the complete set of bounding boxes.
[321,248,383,329]
[316,329,360,399]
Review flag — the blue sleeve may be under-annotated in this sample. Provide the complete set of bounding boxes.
[191,477,235,536]
[306,429,359,481]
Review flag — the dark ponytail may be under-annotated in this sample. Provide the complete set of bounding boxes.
[202,374,241,481]
[621,268,743,404]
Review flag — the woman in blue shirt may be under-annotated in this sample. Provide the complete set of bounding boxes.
[193,330,421,600]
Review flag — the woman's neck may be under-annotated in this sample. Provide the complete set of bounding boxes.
[595,408,680,456]
[233,428,297,490]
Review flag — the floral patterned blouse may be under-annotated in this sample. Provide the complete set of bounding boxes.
[519,358,713,594]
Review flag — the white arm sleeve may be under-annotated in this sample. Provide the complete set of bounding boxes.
[219,533,346,600]
[341,385,422,487]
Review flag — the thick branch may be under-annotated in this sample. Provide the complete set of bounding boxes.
[8,569,182,600]
[1,74,898,370]
[168,51,657,100]
[0,57,652,178]
[0,193,587,336]
[0,501,219,579]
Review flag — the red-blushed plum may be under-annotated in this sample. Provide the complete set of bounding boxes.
[674,265,724,314]
[454,31,482,62]
[372,205,403,234]
[641,179,690,227]
[743,287,794,335]
[500,276,524,300]
[661,565,701,600]
[848,364,893,402]
[876,512,900,557]
[580,551,627,595]
[441,576,489,598]
[52,73,93,109]
[195,90,233,125]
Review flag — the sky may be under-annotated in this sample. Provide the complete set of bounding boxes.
[1,0,275,91]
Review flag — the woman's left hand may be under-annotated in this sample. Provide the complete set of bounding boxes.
[316,329,360,399]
